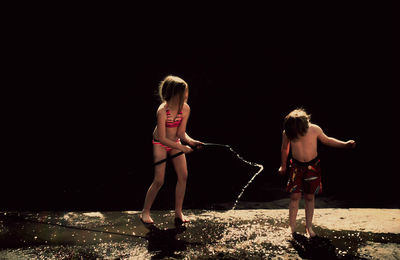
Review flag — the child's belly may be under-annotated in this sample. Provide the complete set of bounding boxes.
[165,127,179,140]
[153,126,179,141]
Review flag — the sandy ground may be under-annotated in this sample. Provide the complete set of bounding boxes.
[0,208,399,259]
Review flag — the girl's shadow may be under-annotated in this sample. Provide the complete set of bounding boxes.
[145,224,201,259]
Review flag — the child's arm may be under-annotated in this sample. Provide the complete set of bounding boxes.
[156,107,193,153]
[177,104,203,148]
[180,132,203,147]
[278,130,290,175]
[316,125,356,148]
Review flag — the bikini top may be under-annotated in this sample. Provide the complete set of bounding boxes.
[165,106,183,128]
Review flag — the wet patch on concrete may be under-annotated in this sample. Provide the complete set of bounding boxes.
[0,209,399,259]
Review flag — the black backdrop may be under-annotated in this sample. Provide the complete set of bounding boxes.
[3,3,395,210]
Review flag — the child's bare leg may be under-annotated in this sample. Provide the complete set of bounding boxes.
[289,192,301,234]
[304,193,316,237]
[141,145,167,223]
[172,150,189,221]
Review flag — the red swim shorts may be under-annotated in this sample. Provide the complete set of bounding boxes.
[286,157,322,195]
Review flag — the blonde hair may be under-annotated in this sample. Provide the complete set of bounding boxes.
[158,75,188,110]
[283,108,311,140]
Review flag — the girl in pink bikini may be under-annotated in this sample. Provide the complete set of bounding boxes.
[140,75,203,225]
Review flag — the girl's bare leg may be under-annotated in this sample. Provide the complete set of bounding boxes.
[141,144,167,223]
[289,192,301,234]
[171,149,189,221]
[304,193,316,237]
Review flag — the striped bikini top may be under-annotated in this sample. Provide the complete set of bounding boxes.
[166,106,183,128]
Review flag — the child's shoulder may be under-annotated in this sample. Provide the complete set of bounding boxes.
[156,102,167,113]
[182,102,190,112]
[309,123,323,134]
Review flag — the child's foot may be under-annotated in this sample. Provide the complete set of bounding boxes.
[287,227,297,239]
[305,227,316,238]
[174,213,190,225]
[289,225,296,235]
[139,213,154,225]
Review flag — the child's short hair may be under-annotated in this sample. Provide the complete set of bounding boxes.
[158,75,188,110]
[283,108,311,141]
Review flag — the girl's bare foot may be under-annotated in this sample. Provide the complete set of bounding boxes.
[174,212,190,224]
[289,225,296,235]
[140,213,154,224]
[305,226,316,238]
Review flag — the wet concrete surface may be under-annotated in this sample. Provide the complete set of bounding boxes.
[0,209,399,259]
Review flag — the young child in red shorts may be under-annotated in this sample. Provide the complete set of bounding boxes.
[278,108,356,237]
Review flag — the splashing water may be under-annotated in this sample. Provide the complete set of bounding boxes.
[203,143,264,210]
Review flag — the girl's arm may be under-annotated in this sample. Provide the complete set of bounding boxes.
[316,125,356,148]
[278,130,290,175]
[156,106,192,153]
[177,104,203,147]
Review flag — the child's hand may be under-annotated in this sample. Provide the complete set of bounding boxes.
[182,145,194,154]
[278,166,286,175]
[191,140,204,150]
[346,140,356,148]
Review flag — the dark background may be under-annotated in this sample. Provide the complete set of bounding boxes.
[3,3,395,210]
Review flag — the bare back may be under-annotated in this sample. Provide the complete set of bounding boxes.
[290,124,319,162]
